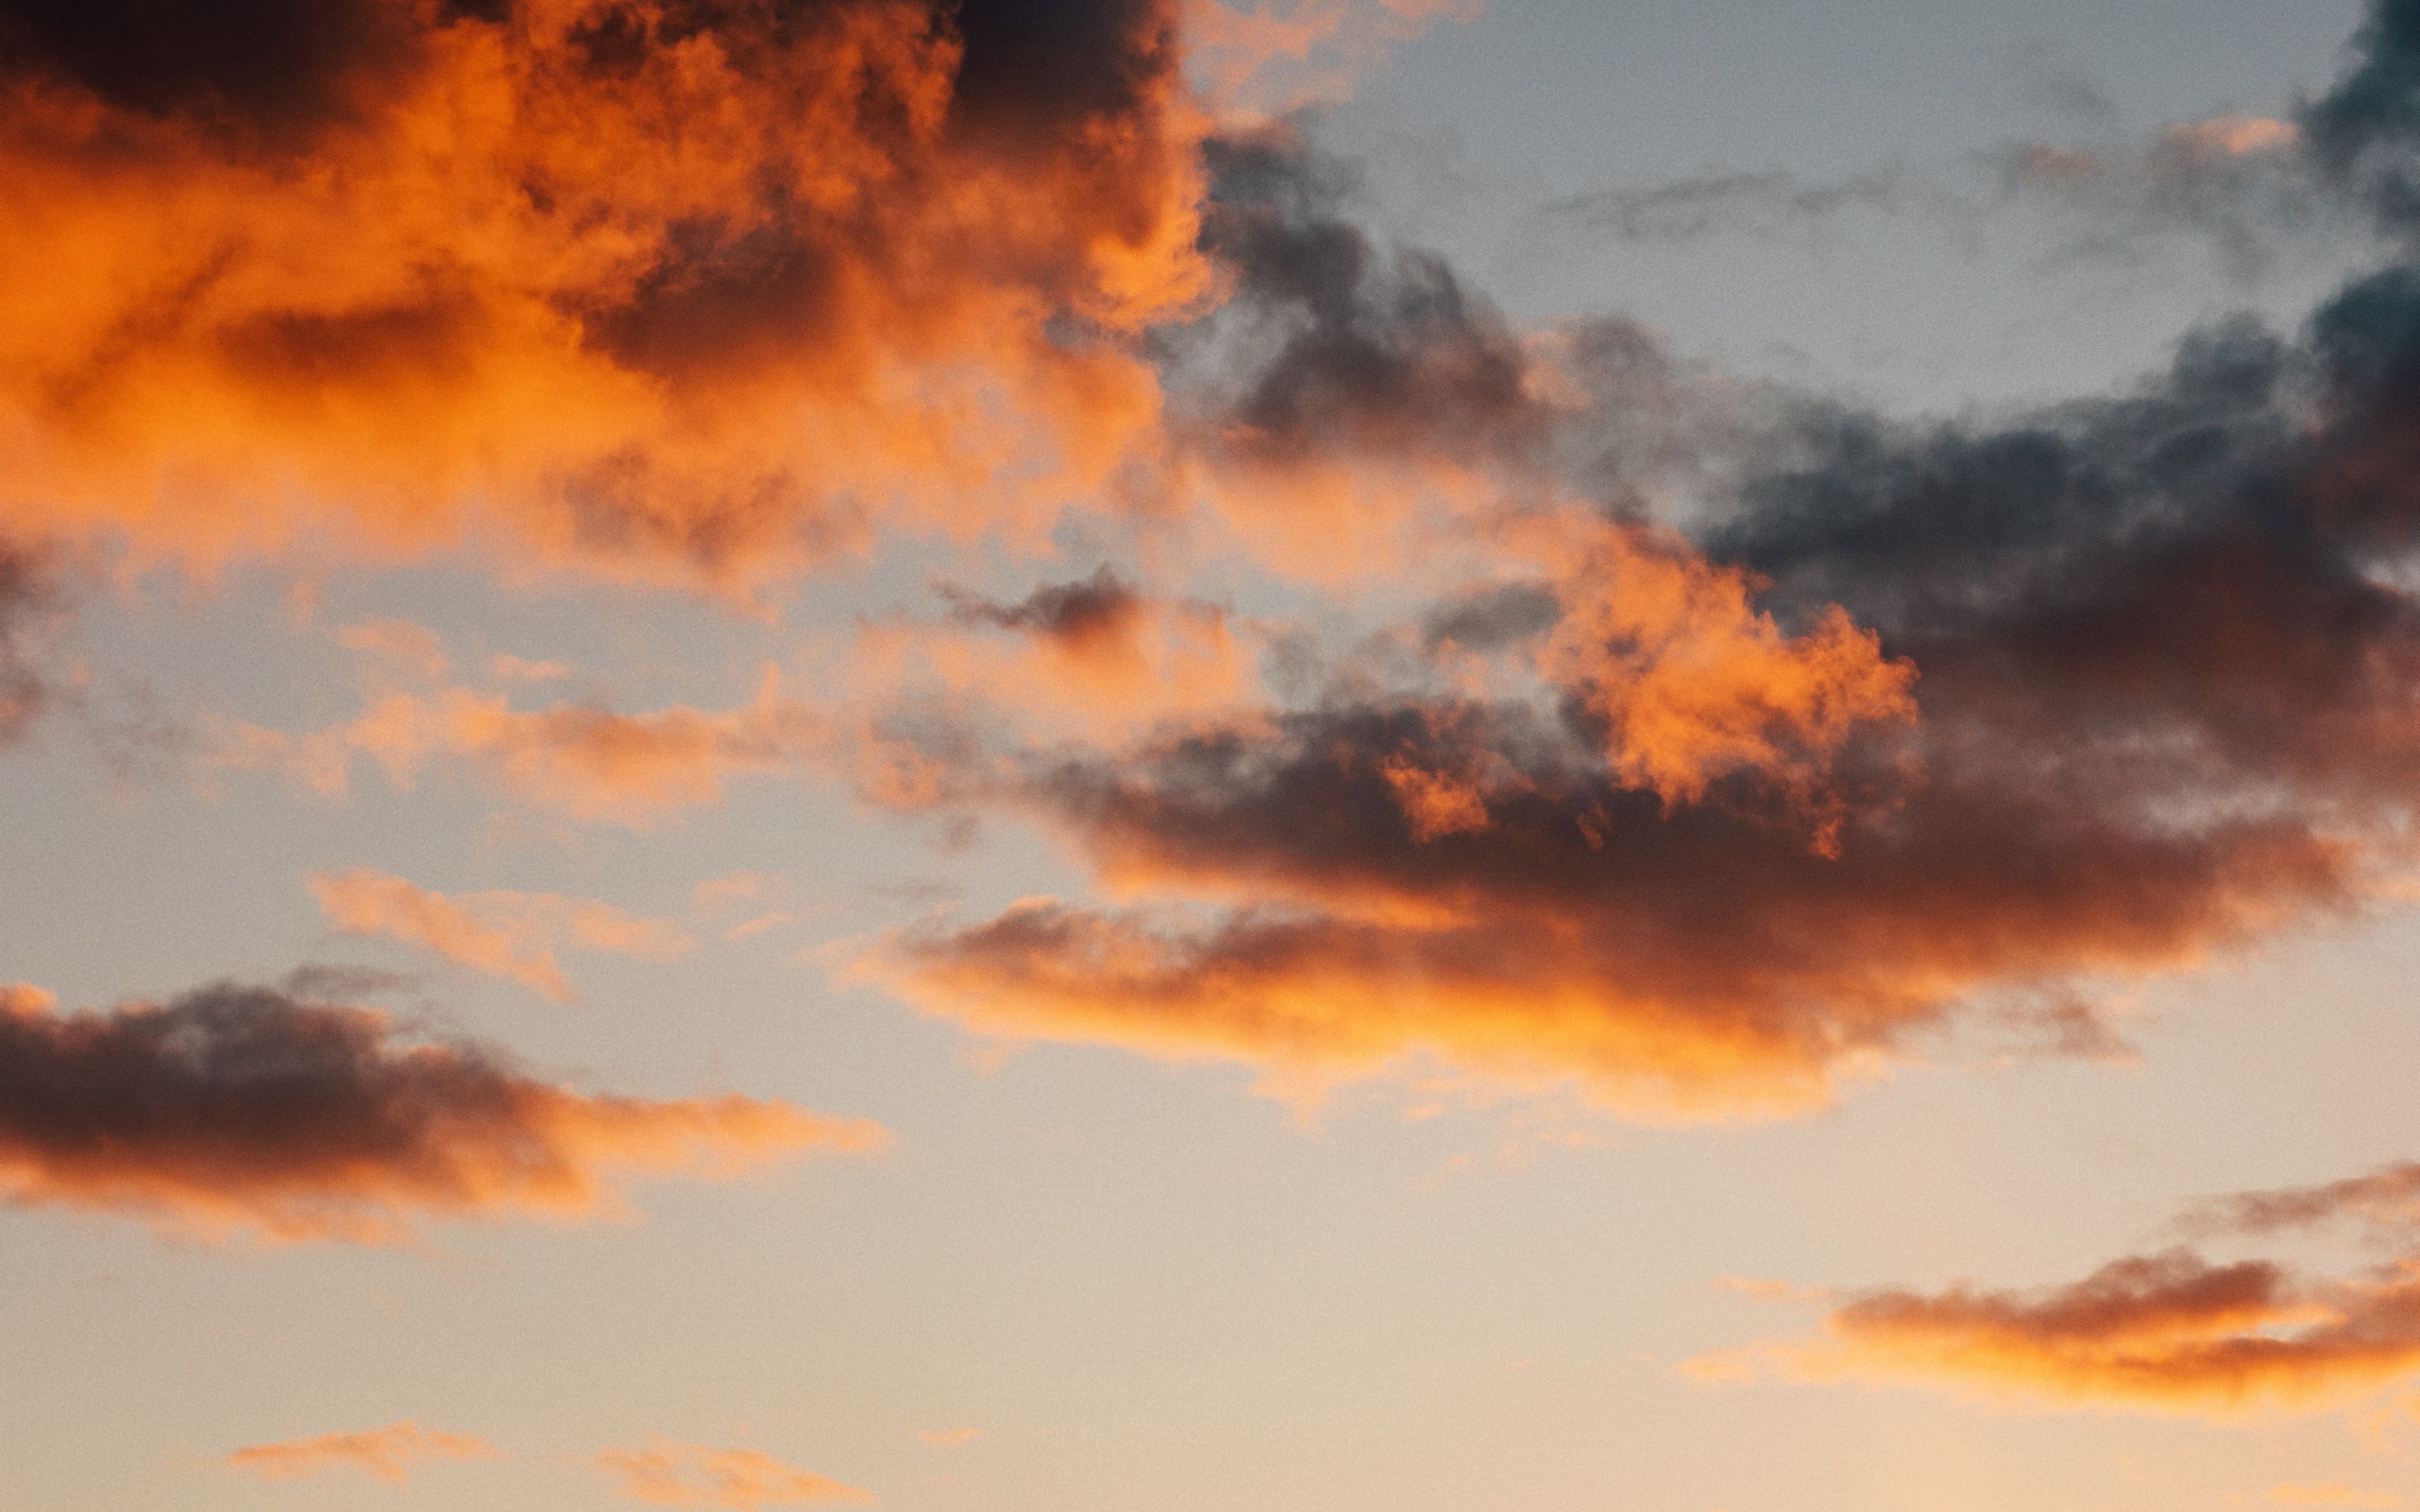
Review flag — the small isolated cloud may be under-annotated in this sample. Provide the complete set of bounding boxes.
[916,1427,983,1448]
[222,1420,501,1486]
[1686,1159,2420,1418]
[596,1438,873,1509]
[0,980,885,1243]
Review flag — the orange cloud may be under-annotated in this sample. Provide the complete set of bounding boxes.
[1690,1161,2420,1415]
[219,665,831,825]
[1529,521,1916,841]
[596,1439,873,1509]
[309,867,694,1002]
[915,1427,983,1448]
[2169,114,2302,158]
[223,1421,502,1486]
[1184,0,1478,120]
[0,0,1209,588]
[0,980,885,1243]
[853,570,1265,746]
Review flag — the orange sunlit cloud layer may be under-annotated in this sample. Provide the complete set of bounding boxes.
[596,1438,874,1509]
[0,980,885,1242]
[309,866,694,1001]
[222,1421,504,1486]
[0,0,1209,586]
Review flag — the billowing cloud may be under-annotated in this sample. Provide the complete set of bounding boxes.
[856,4,2420,1119]
[310,867,694,1001]
[596,1438,872,1508]
[0,0,1209,587]
[1690,1158,2420,1416]
[0,979,884,1242]
[222,1421,503,1485]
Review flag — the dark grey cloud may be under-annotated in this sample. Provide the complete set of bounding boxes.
[0,978,878,1240]
[885,2,2420,1109]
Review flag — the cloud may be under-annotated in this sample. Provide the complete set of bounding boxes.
[217,665,831,825]
[0,979,884,1242]
[861,569,1265,745]
[2181,1162,2420,1240]
[222,1421,502,1486]
[1690,1159,2420,1416]
[1182,0,1479,120]
[1541,164,1956,244]
[0,539,69,748]
[596,1438,873,1508]
[915,1426,982,1448]
[869,217,2420,1118]
[0,0,1210,587]
[309,867,694,1002]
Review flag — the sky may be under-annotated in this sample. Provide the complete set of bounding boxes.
[9,2,2420,1509]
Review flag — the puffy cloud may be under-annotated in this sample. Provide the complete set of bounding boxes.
[873,257,2420,1115]
[866,6,2420,1117]
[222,1420,502,1486]
[596,1438,872,1508]
[0,0,1209,587]
[1690,1159,2420,1415]
[309,867,694,1002]
[0,979,884,1242]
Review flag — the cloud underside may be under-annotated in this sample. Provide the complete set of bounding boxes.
[1694,1157,2420,1416]
[0,981,883,1242]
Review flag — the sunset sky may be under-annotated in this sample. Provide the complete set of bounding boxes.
[11,1,2420,1508]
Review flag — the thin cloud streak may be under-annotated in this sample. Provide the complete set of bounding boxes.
[222,1421,503,1486]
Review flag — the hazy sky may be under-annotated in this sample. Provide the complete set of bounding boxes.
[8,3,2420,1510]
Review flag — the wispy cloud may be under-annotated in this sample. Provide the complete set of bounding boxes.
[222,1421,501,1486]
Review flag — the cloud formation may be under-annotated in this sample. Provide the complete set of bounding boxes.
[222,1420,502,1485]
[1690,1157,2420,1415]
[0,0,1209,586]
[0,979,884,1241]
[310,867,694,1002]
[859,3,2420,1118]
[596,1438,872,1508]
[219,665,829,825]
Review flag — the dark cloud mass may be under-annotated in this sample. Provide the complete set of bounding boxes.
[876,2,2420,1116]
[0,980,881,1241]
[1185,125,1543,467]
[943,566,1145,648]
